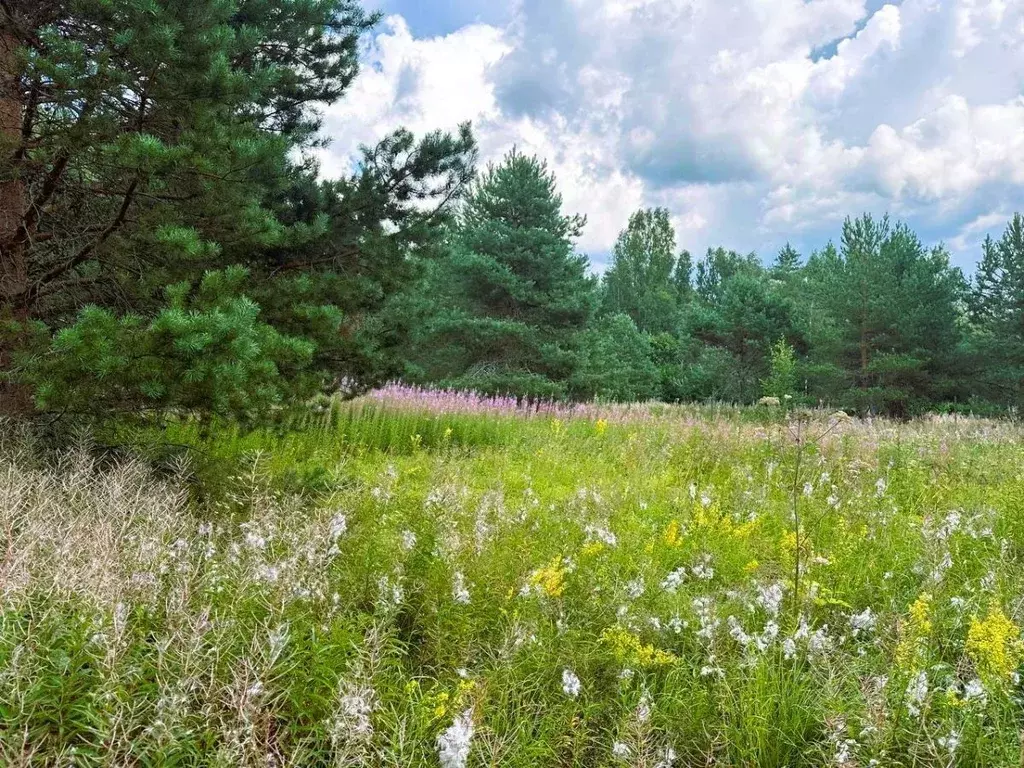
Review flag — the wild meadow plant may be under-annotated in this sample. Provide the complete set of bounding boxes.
[1,401,1024,765]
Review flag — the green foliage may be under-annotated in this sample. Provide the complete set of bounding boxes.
[21,268,319,418]
[601,208,689,334]
[968,214,1024,409]
[6,403,1024,764]
[802,215,966,416]
[571,314,660,402]
[1,0,476,419]
[408,150,596,397]
[762,339,797,401]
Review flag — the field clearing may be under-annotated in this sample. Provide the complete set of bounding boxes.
[2,398,1024,766]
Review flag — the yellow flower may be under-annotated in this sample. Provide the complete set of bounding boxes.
[529,556,567,598]
[551,419,564,434]
[966,606,1024,682]
[600,625,676,669]
[581,541,605,557]
[744,559,760,573]
[664,519,681,547]
[595,418,608,436]
[896,592,933,669]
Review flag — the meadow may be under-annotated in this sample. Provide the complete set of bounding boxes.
[2,390,1024,766]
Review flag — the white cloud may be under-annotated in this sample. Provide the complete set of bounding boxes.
[318,0,1024,269]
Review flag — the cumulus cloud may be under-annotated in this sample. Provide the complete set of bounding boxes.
[318,0,1024,268]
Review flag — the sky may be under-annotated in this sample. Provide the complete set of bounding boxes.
[319,0,1024,273]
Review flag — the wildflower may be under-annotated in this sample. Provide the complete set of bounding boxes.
[849,608,876,638]
[562,668,582,697]
[401,530,417,551]
[875,478,887,497]
[963,677,987,704]
[529,557,567,598]
[896,593,932,668]
[744,559,759,573]
[905,670,928,717]
[332,681,376,744]
[966,606,1024,682]
[667,615,686,634]
[584,525,617,547]
[661,567,686,593]
[626,578,645,600]
[655,747,678,768]
[782,638,797,659]
[664,519,681,546]
[436,708,475,768]
[595,419,608,435]
[329,513,348,540]
[691,554,714,581]
[452,572,471,605]
[612,742,631,760]
[937,731,960,756]
[636,690,652,723]
[601,625,676,668]
[757,583,784,617]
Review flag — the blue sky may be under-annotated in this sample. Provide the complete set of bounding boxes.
[323,0,1024,273]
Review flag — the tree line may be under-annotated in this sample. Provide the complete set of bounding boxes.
[1,0,1021,421]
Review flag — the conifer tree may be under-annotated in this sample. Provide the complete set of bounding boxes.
[0,0,476,418]
[411,150,596,397]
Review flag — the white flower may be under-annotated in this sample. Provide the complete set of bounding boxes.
[436,709,475,768]
[452,572,471,604]
[875,478,887,497]
[937,731,960,755]
[562,668,582,697]
[636,690,652,723]
[612,742,631,760]
[654,747,677,768]
[963,677,986,704]
[849,608,876,637]
[332,680,376,744]
[906,671,928,717]
[626,578,645,600]
[661,568,687,593]
[691,555,714,581]
[401,530,417,551]
[329,513,348,540]
[585,525,617,547]
[782,638,797,660]
[757,583,784,617]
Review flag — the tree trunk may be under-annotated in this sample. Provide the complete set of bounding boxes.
[0,22,31,415]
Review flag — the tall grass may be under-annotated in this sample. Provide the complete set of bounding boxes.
[2,403,1024,765]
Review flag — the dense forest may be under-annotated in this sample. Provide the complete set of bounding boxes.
[2,0,1023,421]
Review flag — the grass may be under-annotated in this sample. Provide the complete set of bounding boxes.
[1,400,1023,766]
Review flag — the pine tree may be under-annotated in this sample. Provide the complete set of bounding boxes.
[772,243,802,278]
[412,150,596,397]
[0,0,476,418]
[804,214,965,415]
[968,213,1024,407]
